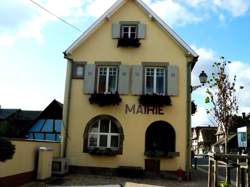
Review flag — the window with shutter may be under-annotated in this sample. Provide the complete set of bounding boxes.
[96,66,118,94]
[112,22,145,47]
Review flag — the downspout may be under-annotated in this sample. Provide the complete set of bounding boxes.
[185,55,198,180]
[62,52,73,158]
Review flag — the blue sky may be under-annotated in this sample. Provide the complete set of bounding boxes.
[0,0,250,126]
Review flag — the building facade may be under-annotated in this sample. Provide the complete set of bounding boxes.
[62,0,198,175]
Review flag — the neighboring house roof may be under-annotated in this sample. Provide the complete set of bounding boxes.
[64,0,198,61]
[199,128,217,145]
[212,134,237,146]
[192,126,216,140]
[0,109,19,120]
[36,99,63,120]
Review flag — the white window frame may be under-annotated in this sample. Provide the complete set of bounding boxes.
[121,25,137,39]
[97,66,118,94]
[144,67,166,95]
[88,119,120,149]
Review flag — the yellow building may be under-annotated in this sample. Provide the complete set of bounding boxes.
[62,0,198,177]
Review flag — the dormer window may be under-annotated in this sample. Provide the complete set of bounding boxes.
[112,22,145,48]
[121,25,137,39]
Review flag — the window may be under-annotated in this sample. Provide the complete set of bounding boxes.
[88,119,120,149]
[144,67,165,95]
[97,66,118,94]
[121,25,137,39]
[84,115,124,155]
[72,63,84,79]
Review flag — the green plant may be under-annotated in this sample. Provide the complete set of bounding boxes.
[139,94,171,107]
[89,92,122,106]
[0,138,15,162]
[219,181,229,187]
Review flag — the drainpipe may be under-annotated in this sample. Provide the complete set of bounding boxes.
[62,52,73,158]
[186,56,197,180]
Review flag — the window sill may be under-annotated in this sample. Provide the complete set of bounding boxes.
[139,94,171,107]
[87,148,121,156]
[144,150,180,158]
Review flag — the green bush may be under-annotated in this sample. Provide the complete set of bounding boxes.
[0,138,15,162]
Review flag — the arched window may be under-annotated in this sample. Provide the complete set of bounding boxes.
[145,121,178,157]
[83,115,124,155]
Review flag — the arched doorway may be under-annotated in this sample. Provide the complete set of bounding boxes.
[145,121,175,157]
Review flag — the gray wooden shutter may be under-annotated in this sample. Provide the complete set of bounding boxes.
[131,65,143,95]
[138,23,146,39]
[112,23,120,39]
[84,64,96,94]
[118,65,129,95]
[167,65,178,96]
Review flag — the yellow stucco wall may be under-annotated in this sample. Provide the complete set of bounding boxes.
[0,140,60,178]
[65,0,190,171]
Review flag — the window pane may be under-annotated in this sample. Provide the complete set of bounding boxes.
[89,122,98,133]
[98,72,106,93]
[99,135,108,147]
[130,26,136,32]
[111,122,118,133]
[123,27,129,32]
[156,76,164,94]
[111,136,119,148]
[146,76,154,94]
[100,120,110,133]
[89,134,98,147]
[76,66,84,77]
[130,33,136,39]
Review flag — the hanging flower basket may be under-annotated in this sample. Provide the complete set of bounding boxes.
[139,94,171,107]
[191,101,197,115]
[89,92,122,106]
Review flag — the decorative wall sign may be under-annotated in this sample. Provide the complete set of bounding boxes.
[125,104,164,115]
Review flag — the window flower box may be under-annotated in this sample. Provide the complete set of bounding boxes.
[117,38,141,47]
[144,150,179,158]
[88,148,119,156]
[89,92,122,106]
[139,94,171,107]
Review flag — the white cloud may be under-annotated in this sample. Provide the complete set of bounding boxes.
[213,0,250,17]
[144,0,203,26]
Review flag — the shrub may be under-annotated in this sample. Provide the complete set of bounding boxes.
[0,138,15,162]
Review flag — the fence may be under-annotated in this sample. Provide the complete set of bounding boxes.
[208,152,250,187]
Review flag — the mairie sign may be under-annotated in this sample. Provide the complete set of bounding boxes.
[125,104,164,115]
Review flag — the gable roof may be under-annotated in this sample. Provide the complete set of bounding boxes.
[0,109,19,120]
[64,0,198,60]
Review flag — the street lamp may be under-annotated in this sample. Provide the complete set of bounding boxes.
[191,70,208,92]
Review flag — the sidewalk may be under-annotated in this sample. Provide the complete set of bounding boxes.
[21,169,208,187]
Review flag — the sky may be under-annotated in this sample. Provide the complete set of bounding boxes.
[0,0,249,126]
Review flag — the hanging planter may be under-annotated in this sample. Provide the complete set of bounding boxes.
[117,38,141,47]
[89,92,122,106]
[191,101,197,115]
[139,94,171,107]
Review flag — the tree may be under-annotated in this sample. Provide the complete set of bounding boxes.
[205,57,243,183]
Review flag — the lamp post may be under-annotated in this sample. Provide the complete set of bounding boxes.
[191,70,208,92]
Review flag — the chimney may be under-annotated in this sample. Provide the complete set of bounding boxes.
[242,112,246,119]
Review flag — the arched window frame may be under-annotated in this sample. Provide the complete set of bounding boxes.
[145,120,179,158]
[83,115,124,155]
